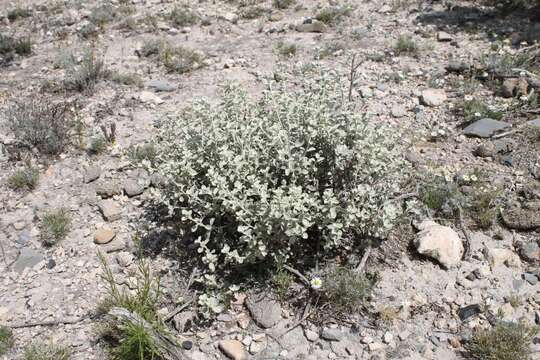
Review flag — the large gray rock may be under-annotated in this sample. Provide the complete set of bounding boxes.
[246,294,281,329]
[463,118,511,138]
[414,220,463,269]
[12,247,43,273]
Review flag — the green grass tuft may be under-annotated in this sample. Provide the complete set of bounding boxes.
[23,342,71,360]
[40,208,71,247]
[7,167,39,191]
[468,322,539,360]
[0,326,14,356]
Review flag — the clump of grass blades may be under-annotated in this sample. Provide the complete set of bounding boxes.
[64,50,108,93]
[7,166,39,191]
[0,326,14,356]
[40,208,71,246]
[394,35,418,56]
[97,252,166,360]
[322,266,373,314]
[23,342,71,360]
[275,41,298,57]
[468,321,539,360]
[315,5,353,25]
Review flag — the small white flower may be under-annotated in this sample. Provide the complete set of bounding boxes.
[470,175,478,182]
[310,277,323,290]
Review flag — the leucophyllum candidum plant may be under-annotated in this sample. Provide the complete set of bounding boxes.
[151,65,411,313]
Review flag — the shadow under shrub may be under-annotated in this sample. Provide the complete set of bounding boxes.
[151,67,410,309]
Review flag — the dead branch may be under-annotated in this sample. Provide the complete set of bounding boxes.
[10,316,86,329]
[457,206,471,261]
[283,265,310,286]
[355,246,372,273]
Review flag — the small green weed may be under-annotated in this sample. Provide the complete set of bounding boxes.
[322,266,373,314]
[458,99,503,122]
[128,143,157,163]
[469,185,501,229]
[273,0,295,9]
[315,5,353,25]
[316,40,346,59]
[88,136,108,155]
[7,166,39,191]
[23,342,71,360]
[142,38,202,74]
[0,326,14,356]
[468,322,539,360]
[394,35,418,56]
[273,269,293,301]
[170,4,199,27]
[64,50,108,93]
[275,41,298,57]
[111,72,143,87]
[7,7,33,21]
[40,208,71,247]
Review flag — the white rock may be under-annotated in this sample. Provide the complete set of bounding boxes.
[414,220,463,269]
[484,247,521,268]
[420,89,447,107]
[139,91,164,105]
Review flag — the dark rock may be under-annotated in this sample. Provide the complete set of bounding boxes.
[493,138,516,154]
[523,273,539,285]
[463,118,511,138]
[536,311,540,325]
[500,155,513,167]
[458,304,481,321]
[502,206,540,230]
[446,62,470,74]
[12,247,43,273]
[473,143,496,158]
[47,258,56,269]
[321,327,344,341]
[501,78,518,98]
[246,294,281,329]
[182,340,193,350]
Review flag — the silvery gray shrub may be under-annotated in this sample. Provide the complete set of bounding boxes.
[152,67,410,301]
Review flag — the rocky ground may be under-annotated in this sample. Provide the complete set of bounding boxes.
[1,0,539,359]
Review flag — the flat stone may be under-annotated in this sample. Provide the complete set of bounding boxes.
[12,247,43,273]
[391,105,407,118]
[502,206,540,230]
[437,31,453,42]
[84,165,101,183]
[414,220,463,269]
[420,89,447,107]
[16,229,32,246]
[526,118,540,127]
[304,328,319,342]
[220,12,239,24]
[124,179,145,197]
[131,110,158,124]
[463,118,511,138]
[218,340,247,360]
[518,241,540,262]
[94,228,116,244]
[145,79,176,92]
[321,327,343,341]
[484,247,521,268]
[246,294,281,329]
[98,199,122,222]
[139,91,164,105]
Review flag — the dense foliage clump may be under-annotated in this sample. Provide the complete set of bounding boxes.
[152,67,410,300]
